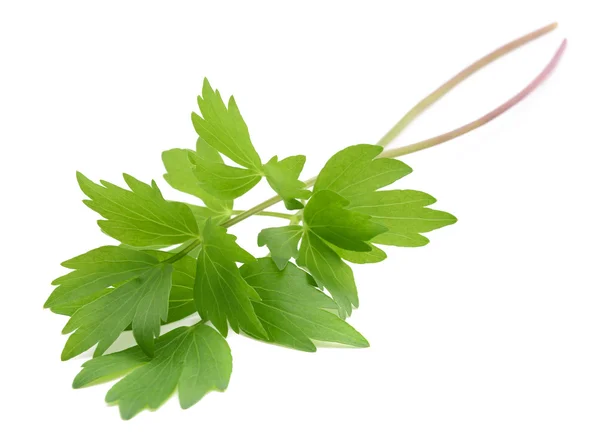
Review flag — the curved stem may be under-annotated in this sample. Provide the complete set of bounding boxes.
[380,39,566,159]
[221,195,283,228]
[376,22,558,147]
[222,28,564,230]
[230,209,293,220]
[164,210,293,262]
[166,238,202,263]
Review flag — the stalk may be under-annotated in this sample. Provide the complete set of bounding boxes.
[165,239,202,263]
[380,39,566,159]
[223,25,565,229]
[222,195,285,228]
[376,22,558,147]
[164,210,294,262]
[230,209,293,220]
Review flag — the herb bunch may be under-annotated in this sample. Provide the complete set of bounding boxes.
[44,24,565,419]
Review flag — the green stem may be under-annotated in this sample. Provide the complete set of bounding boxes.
[230,209,293,220]
[221,24,563,230]
[381,38,567,159]
[376,22,558,147]
[165,238,202,263]
[162,210,291,263]
[221,195,283,228]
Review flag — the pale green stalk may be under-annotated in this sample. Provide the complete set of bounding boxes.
[166,23,564,262]
[230,209,293,220]
[222,24,563,229]
[376,22,558,147]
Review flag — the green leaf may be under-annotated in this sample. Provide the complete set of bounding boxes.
[47,248,198,325]
[313,144,412,199]
[45,246,159,312]
[61,262,173,360]
[303,190,387,252]
[195,135,227,163]
[162,139,233,212]
[347,190,457,247]
[263,155,311,210]
[195,220,267,339]
[77,173,199,247]
[297,231,358,318]
[144,251,197,324]
[49,288,112,317]
[189,151,262,200]
[312,144,455,250]
[190,80,313,204]
[74,324,232,420]
[186,203,231,231]
[257,225,303,270]
[328,242,387,264]
[73,342,149,390]
[192,78,262,171]
[241,258,369,352]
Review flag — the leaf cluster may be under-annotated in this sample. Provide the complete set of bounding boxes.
[45,79,456,419]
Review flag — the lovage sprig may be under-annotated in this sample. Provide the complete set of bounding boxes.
[45,23,565,419]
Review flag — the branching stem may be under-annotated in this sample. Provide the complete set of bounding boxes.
[230,209,293,220]
[164,23,564,263]
[221,195,284,228]
[165,239,202,263]
[380,38,566,159]
[164,210,293,262]
[376,22,558,147]
[222,24,564,229]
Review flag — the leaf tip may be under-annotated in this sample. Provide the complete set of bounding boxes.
[75,171,92,190]
[119,409,136,421]
[305,343,318,353]
[273,259,289,271]
[60,348,72,362]
[72,375,85,389]
[356,334,370,348]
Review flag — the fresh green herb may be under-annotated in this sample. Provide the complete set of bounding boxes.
[77,173,199,248]
[73,323,232,419]
[44,24,565,419]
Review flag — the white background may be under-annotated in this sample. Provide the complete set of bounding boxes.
[1,0,598,442]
